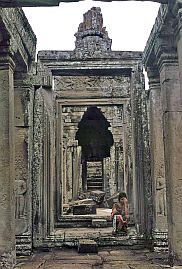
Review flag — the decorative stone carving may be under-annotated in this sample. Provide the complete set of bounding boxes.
[15,180,27,219]
[156,176,166,216]
[74,7,112,57]
[54,76,130,98]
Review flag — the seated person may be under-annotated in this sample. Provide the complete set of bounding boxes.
[111,192,129,235]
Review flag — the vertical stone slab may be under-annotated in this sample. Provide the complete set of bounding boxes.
[148,72,167,233]
[0,55,16,268]
[163,111,182,262]
[14,80,32,255]
[131,65,151,235]
[158,53,182,262]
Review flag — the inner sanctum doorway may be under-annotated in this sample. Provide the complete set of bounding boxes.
[56,102,128,223]
[76,106,114,193]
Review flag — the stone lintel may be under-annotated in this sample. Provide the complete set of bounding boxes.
[0,0,60,7]
[14,68,52,88]
[20,75,52,89]
[0,0,166,7]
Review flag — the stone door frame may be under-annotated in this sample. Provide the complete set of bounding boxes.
[55,98,131,226]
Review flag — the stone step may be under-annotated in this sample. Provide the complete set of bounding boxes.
[87,182,103,186]
[78,239,98,253]
[87,178,103,182]
[87,186,102,191]
[92,218,107,228]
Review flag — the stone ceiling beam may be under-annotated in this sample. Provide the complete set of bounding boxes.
[94,0,167,3]
[0,0,168,7]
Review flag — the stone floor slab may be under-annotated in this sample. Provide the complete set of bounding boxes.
[103,262,130,269]
[129,264,161,269]
[16,261,45,269]
[54,253,101,260]
[45,259,103,266]
[109,250,133,255]
[44,263,93,269]
[16,247,177,269]
[103,255,147,262]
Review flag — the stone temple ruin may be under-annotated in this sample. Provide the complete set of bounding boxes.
[0,1,182,268]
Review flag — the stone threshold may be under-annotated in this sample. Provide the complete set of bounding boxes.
[37,227,148,250]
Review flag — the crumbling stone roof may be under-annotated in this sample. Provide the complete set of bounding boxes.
[74,7,112,56]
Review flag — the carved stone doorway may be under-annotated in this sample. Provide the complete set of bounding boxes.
[76,106,114,193]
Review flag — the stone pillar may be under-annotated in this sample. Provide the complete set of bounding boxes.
[155,35,182,263]
[147,68,167,238]
[14,78,33,255]
[0,52,16,267]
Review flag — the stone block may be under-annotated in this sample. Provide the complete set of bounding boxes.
[90,190,105,204]
[73,204,96,215]
[92,219,107,228]
[78,239,98,253]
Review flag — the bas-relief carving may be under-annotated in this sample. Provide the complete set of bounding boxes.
[15,130,29,235]
[156,176,166,216]
[15,180,27,219]
[54,76,130,97]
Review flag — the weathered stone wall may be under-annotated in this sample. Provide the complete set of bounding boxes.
[31,86,55,247]
[144,3,182,263]
[130,64,151,234]
[0,7,36,266]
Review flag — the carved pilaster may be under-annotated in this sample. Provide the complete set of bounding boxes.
[0,47,16,268]
[147,68,168,250]
[154,34,182,264]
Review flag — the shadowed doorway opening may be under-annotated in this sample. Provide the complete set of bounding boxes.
[76,106,114,192]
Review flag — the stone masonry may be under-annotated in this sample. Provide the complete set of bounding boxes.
[0,1,182,268]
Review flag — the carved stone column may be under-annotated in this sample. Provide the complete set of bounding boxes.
[147,68,167,246]
[155,34,182,263]
[14,76,33,255]
[0,49,16,267]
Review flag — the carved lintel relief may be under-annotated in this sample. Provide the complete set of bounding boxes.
[54,76,130,98]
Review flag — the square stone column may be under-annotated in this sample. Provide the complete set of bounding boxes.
[156,46,182,263]
[147,70,167,234]
[0,54,16,268]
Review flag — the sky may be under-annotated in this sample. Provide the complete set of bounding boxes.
[23,1,160,53]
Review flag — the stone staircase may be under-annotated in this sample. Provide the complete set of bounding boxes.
[87,161,103,191]
[87,176,103,191]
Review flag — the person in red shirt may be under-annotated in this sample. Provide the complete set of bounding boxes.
[111,192,129,235]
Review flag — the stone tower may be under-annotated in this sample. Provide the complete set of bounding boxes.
[74,7,112,56]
